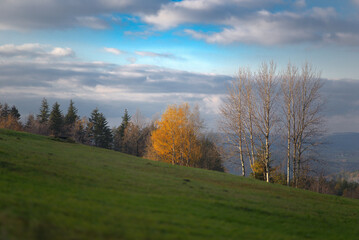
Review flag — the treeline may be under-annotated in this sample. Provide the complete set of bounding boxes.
[0,99,224,172]
[303,176,359,199]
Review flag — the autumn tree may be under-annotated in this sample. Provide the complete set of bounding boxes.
[147,103,202,167]
[0,103,22,131]
[118,109,151,156]
[73,117,89,144]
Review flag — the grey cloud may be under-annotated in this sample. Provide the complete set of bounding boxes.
[185,8,359,45]
[0,48,230,128]
[0,0,167,30]
[0,44,75,59]
[142,0,281,30]
[1,45,359,131]
[134,51,183,60]
[1,1,359,47]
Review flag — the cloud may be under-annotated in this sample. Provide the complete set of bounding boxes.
[0,0,168,30]
[135,51,178,59]
[1,1,359,47]
[141,0,281,30]
[0,43,75,59]
[104,47,125,55]
[294,0,306,8]
[140,1,359,46]
[185,8,359,45]
[50,47,75,57]
[0,43,230,128]
[76,16,109,30]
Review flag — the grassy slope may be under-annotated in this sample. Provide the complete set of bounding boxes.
[0,129,358,240]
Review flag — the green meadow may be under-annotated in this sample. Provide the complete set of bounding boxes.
[0,129,358,239]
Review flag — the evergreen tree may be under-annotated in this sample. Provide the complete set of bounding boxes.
[1,103,10,118]
[38,98,50,123]
[114,109,131,151]
[88,108,112,149]
[65,100,78,126]
[120,109,131,131]
[10,105,21,120]
[49,102,63,137]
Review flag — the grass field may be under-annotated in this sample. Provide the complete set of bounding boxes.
[0,129,358,240]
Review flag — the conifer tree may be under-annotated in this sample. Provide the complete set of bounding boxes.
[65,100,78,126]
[10,105,21,120]
[38,98,50,123]
[119,109,131,137]
[1,103,10,118]
[114,109,131,151]
[88,108,112,148]
[49,102,63,137]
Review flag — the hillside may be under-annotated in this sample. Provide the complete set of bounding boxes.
[0,129,358,240]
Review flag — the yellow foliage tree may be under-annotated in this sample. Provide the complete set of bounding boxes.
[0,115,22,131]
[149,103,202,167]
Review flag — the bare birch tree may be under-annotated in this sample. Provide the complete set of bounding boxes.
[219,68,249,176]
[281,63,298,186]
[294,63,324,186]
[255,61,279,182]
[281,62,324,187]
[220,61,323,184]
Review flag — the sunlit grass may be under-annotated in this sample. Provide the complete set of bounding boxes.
[0,129,358,239]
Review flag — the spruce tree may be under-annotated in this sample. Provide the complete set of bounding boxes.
[65,99,78,126]
[88,108,112,149]
[1,103,10,118]
[114,109,131,151]
[10,105,21,120]
[38,98,50,123]
[49,102,63,137]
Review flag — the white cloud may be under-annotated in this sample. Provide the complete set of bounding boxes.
[135,51,177,59]
[141,0,280,30]
[104,47,125,55]
[50,47,75,57]
[0,43,75,59]
[294,0,306,8]
[141,1,359,46]
[184,7,359,45]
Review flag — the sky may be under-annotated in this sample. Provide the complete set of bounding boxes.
[0,0,359,132]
